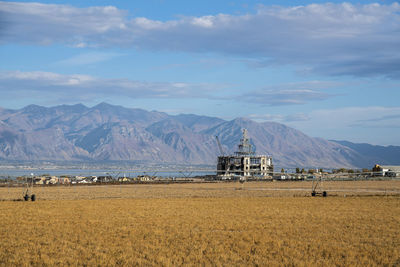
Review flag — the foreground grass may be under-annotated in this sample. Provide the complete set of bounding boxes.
[0,196,399,266]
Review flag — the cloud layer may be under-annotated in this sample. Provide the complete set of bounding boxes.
[1,2,400,78]
[0,71,220,103]
[249,106,400,145]
[0,71,334,106]
[240,81,336,105]
[251,106,400,127]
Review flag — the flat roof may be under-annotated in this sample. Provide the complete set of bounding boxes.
[380,166,400,171]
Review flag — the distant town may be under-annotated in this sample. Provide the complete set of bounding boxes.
[0,164,399,188]
[1,128,399,186]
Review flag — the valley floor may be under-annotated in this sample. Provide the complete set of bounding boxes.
[0,181,399,266]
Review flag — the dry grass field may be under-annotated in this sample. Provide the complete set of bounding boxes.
[0,181,399,266]
[1,180,400,200]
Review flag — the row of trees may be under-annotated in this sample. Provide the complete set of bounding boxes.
[332,168,370,174]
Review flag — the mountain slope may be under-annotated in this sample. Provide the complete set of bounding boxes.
[331,140,400,167]
[146,118,217,163]
[0,103,392,168]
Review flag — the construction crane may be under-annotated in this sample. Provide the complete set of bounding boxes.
[215,136,225,156]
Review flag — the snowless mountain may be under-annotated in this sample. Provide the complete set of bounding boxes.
[0,103,395,168]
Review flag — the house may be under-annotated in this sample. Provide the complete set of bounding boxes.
[372,164,400,177]
[138,175,150,181]
[118,177,130,182]
[46,176,59,184]
[33,176,47,184]
[59,177,70,184]
[97,175,113,182]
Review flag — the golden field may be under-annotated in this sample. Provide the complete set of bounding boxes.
[1,180,400,200]
[0,181,399,266]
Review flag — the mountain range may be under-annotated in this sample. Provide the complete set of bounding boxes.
[0,103,398,168]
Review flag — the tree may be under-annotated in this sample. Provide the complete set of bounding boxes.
[281,168,285,173]
[296,168,300,174]
[372,164,381,173]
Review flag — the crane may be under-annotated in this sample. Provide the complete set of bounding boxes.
[215,136,225,156]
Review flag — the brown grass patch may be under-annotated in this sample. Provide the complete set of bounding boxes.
[0,181,399,265]
[1,180,400,201]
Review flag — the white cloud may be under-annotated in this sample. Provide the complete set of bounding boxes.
[307,107,400,129]
[247,113,285,122]
[56,52,124,66]
[241,89,330,105]
[279,106,400,132]
[248,106,400,145]
[247,113,310,122]
[1,2,400,78]
[239,80,336,105]
[0,71,94,85]
[191,16,215,28]
[0,70,336,107]
[286,106,400,145]
[0,70,223,103]
[285,113,311,122]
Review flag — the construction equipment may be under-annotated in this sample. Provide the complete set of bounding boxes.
[235,129,254,156]
[215,136,225,156]
[216,135,230,177]
[23,174,36,201]
[311,175,327,197]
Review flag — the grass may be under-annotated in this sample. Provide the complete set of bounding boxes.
[0,181,399,266]
[1,180,400,201]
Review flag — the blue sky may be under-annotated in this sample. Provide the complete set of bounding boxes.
[0,1,400,145]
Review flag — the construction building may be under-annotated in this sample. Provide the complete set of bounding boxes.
[216,129,273,179]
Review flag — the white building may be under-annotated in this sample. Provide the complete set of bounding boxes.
[373,164,400,177]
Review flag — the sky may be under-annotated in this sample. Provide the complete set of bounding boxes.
[0,0,400,145]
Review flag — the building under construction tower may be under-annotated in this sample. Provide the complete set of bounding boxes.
[216,129,273,179]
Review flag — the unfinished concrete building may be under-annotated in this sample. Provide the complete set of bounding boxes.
[217,129,273,179]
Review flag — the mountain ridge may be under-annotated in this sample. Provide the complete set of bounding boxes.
[0,103,397,168]
[331,140,400,167]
